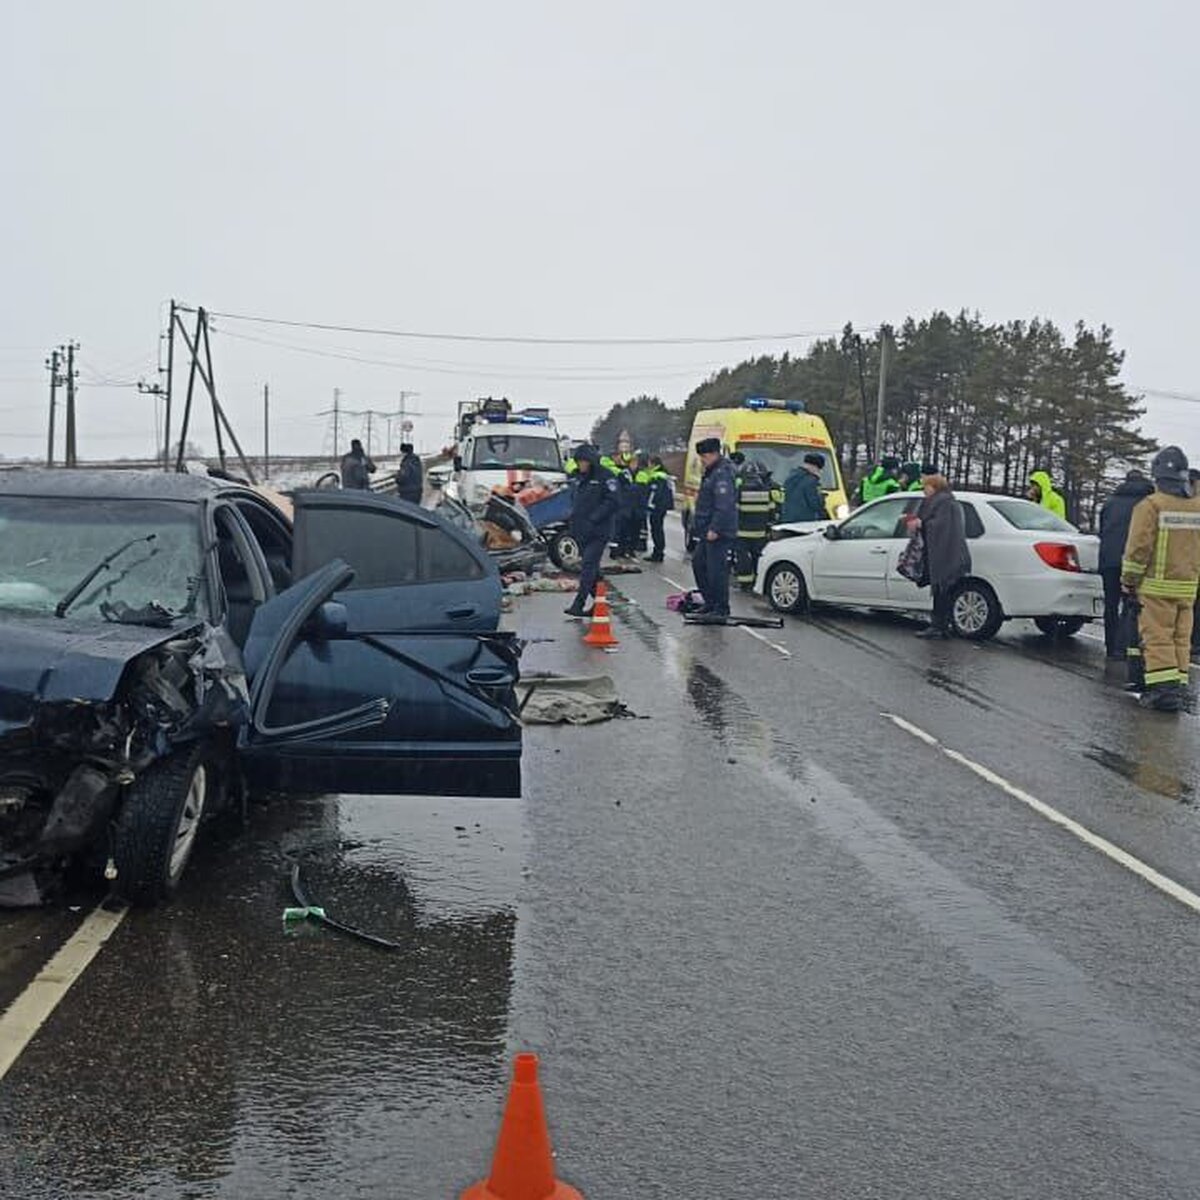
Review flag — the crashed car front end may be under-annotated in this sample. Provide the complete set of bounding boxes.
[0,620,246,906]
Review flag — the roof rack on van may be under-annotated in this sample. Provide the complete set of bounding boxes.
[744,396,805,413]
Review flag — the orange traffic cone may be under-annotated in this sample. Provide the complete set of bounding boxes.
[581,582,618,648]
[461,1054,584,1200]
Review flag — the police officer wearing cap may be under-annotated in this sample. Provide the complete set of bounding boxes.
[564,443,620,617]
[691,437,738,620]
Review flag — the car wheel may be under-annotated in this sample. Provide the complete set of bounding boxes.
[113,749,212,905]
[548,530,582,574]
[765,562,808,615]
[950,580,1003,641]
[1034,615,1086,639]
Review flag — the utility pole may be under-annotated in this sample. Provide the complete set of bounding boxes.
[64,340,79,467]
[163,299,177,470]
[392,390,422,455]
[873,325,891,464]
[263,383,270,479]
[316,388,342,460]
[45,347,62,467]
[364,409,374,458]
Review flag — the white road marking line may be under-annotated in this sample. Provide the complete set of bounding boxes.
[881,712,1200,917]
[0,903,128,1081]
[661,574,686,591]
[739,624,791,657]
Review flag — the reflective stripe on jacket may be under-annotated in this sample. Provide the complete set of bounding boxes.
[1121,492,1200,601]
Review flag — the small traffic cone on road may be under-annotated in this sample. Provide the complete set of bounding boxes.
[581,582,618,648]
[460,1053,584,1200]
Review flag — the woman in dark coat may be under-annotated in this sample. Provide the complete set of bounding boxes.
[910,468,971,638]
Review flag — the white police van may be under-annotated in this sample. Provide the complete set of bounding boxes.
[451,397,567,508]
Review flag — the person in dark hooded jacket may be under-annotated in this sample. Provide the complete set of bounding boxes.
[565,444,620,617]
[1098,469,1154,658]
[908,466,971,638]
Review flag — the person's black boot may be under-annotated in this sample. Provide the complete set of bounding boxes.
[563,602,586,618]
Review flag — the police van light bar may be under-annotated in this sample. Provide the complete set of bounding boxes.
[744,396,805,413]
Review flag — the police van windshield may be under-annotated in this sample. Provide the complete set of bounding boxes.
[736,442,838,490]
[469,434,563,472]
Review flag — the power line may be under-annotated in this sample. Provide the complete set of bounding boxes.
[1136,386,1200,405]
[200,307,841,347]
[213,327,735,382]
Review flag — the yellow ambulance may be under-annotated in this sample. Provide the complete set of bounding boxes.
[681,398,848,546]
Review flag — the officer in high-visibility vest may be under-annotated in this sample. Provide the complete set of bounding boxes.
[859,457,901,503]
[897,462,924,492]
[1121,445,1200,712]
[643,455,674,563]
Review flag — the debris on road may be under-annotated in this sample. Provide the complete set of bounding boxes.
[515,673,641,724]
[284,861,407,951]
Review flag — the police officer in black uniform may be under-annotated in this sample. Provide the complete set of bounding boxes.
[691,437,738,621]
[564,443,620,617]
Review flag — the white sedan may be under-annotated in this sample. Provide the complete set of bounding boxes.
[753,490,1104,641]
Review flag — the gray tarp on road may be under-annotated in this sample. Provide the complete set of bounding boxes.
[516,673,628,724]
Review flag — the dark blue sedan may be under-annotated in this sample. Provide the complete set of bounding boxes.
[0,470,521,905]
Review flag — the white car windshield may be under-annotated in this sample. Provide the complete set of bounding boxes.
[469,435,562,472]
[0,497,205,620]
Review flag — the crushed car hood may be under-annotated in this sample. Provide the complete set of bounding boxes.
[0,617,206,718]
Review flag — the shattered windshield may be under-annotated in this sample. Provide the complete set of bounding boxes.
[469,435,562,472]
[0,498,205,620]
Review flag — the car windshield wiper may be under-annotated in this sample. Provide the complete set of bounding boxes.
[54,533,158,618]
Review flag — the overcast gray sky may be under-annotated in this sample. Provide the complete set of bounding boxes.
[2,1,1196,462]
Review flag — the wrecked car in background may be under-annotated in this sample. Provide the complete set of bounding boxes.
[0,472,522,906]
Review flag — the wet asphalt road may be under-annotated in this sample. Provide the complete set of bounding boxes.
[2,535,1200,1198]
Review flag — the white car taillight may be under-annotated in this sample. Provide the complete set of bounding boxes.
[1033,542,1081,572]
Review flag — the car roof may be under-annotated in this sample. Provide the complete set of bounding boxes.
[0,468,249,503]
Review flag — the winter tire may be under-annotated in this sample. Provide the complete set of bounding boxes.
[1034,615,1086,639]
[950,580,1003,641]
[765,562,808,615]
[113,749,211,905]
[548,530,582,574]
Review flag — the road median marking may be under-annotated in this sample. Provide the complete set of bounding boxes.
[0,902,127,1082]
[882,712,1200,917]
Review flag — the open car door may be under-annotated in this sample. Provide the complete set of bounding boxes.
[239,560,521,799]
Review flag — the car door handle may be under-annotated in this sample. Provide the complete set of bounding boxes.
[868,547,888,554]
[466,667,512,686]
[446,605,477,619]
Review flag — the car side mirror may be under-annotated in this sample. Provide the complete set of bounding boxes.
[823,524,840,540]
[307,600,349,640]
[453,455,463,472]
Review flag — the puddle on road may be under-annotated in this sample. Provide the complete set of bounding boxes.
[1083,745,1196,805]
[0,792,523,1200]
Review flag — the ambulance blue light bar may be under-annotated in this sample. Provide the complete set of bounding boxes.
[744,396,805,413]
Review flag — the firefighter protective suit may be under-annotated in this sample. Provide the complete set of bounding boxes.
[1121,489,1200,696]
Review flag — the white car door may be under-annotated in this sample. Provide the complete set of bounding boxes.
[812,496,913,603]
[883,495,978,609]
